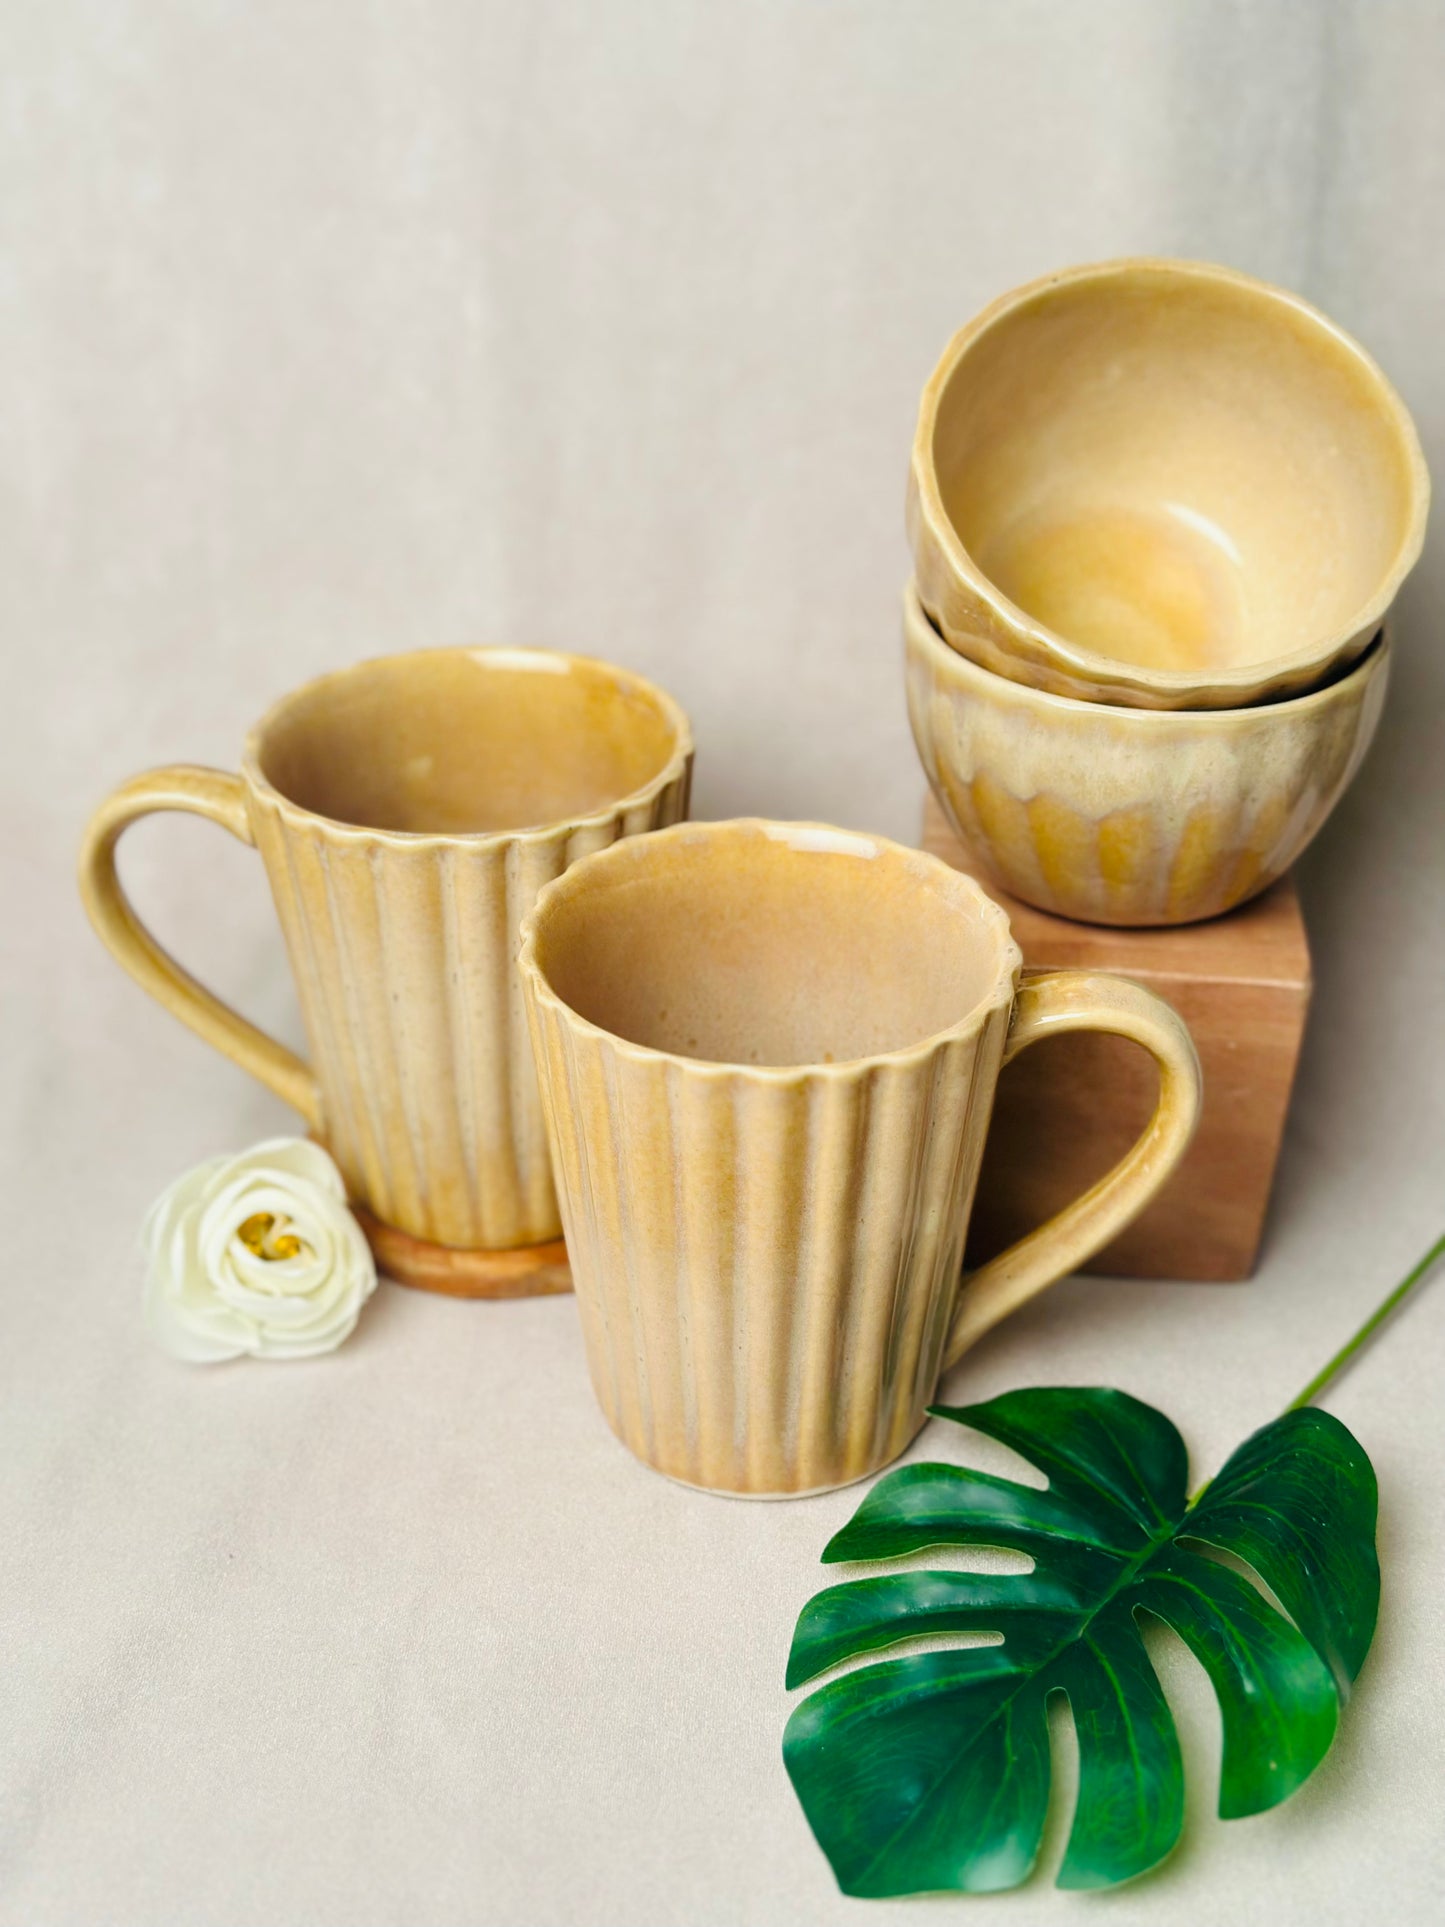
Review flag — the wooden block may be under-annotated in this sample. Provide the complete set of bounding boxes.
[922,792,1311,1282]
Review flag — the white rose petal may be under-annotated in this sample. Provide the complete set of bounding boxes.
[143,1138,378,1363]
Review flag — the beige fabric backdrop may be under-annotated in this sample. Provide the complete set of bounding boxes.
[4,3,1444,1922]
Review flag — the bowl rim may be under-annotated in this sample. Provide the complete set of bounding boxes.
[903,576,1391,725]
[909,256,1429,706]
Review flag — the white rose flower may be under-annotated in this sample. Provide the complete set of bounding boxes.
[143,1137,377,1362]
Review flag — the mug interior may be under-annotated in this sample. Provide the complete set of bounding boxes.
[252,649,682,834]
[933,265,1420,675]
[528,821,1015,1067]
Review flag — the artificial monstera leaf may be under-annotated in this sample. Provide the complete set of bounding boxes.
[783,1387,1378,1898]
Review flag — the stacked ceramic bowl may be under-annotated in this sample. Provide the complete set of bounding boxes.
[904,259,1429,925]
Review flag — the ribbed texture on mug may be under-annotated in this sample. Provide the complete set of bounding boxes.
[524,993,1012,1495]
[249,772,690,1249]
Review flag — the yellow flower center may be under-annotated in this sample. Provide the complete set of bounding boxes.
[236,1211,305,1262]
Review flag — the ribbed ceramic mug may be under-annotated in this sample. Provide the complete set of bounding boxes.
[79,648,693,1274]
[519,819,1201,1497]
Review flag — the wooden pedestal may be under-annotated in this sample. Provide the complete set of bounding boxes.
[922,793,1311,1282]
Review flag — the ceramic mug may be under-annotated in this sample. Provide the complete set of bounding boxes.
[519,819,1201,1497]
[79,648,693,1268]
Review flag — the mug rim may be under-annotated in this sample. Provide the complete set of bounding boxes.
[518,816,1024,1082]
[903,576,1392,726]
[239,644,694,847]
[909,255,1430,705]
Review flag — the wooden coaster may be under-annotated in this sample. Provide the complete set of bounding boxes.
[352,1203,573,1299]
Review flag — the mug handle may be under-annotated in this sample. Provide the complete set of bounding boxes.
[943,969,1202,1371]
[77,765,321,1129]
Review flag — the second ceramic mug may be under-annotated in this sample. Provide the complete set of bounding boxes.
[79,648,693,1269]
[519,819,1202,1497]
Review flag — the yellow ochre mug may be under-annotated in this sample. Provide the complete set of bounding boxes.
[79,649,693,1282]
[519,819,1202,1497]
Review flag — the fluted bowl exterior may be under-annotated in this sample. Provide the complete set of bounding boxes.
[905,581,1389,927]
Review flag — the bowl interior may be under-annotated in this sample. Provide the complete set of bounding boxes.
[932,267,1419,676]
[529,823,1011,1067]
[255,649,681,834]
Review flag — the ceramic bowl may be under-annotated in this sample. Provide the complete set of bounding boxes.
[904,580,1389,925]
[908,259,1427,710]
